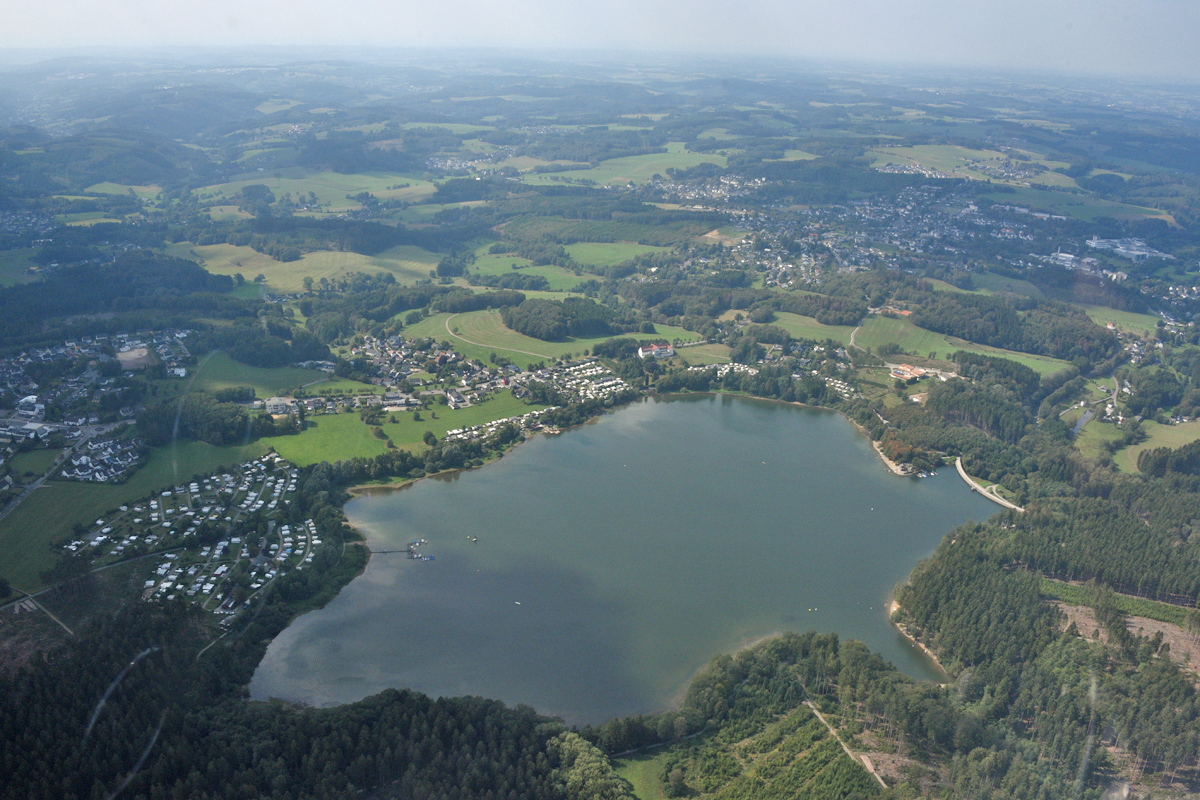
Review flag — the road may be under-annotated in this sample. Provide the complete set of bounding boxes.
[0,421,126,526]
[955,456,1025,512]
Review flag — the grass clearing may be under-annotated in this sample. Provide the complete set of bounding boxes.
[1114,420,1200,474]
[84,182,161,198]
[7,449,63,478]
[0,248,39,287]
[672,343,731,365]
[406,310,699,364]
[855,315,1070,375]
[971,272,1046,299]
[613,748,673,800]
[470,255,582,291]
[1082,305,1160,338]
[164,242,440,292]
[564,242,666,267]
[522,143,726,187]
[1041,579,1194,628]
[771,312,857,345]
[188,352,348,398]
[1073,418,1124,462]
[0,440,266,592]
[197,170,436,212]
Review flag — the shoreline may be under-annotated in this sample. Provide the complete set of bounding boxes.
[888,600,950,683]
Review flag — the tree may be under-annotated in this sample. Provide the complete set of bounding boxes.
[423,430,437,446]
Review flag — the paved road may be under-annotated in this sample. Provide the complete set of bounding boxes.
[955,456,1024,512]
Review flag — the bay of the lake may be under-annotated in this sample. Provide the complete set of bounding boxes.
[251,394,998,724]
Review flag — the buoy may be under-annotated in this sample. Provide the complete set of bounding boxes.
[514,601,521,605]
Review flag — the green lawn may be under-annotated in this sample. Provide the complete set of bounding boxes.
[470,254,582,291]
[405,310,700,365]
[164,242,440,292]
[263,390,545,466]
[188,352,357,398]
[0,249,40,287]
[855,315,1071,376]
[196,170,436,212]
[1082,305,1161,338]
[1114,419,1200,474]
[1074,418,1124,462]
[771,312,857,345]
[564,242,666,268]
[522,143,727,187]
[673,343,732,365]
[7,448,64,478]
[0,440,266,592]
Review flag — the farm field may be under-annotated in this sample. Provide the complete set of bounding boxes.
[855,315,1071,375]
[1082,305,1161,337]
[771,311,857,345]
[522,143,727,187]
[970,272,1046,299]
[1073,418,1124,462]
[979,186,1171,223]
[0,439,267,592]
[188,352,349,398]
[262,390,544,466]
[84,182,162,198]
[196,170,436,211]
[672,343,731,365]
[0,248,38,286]
[1114,420,1200,474]
[164,242,440,291]
[867,143,1075,188]
[7,448,63,478]
[406,310,699,364]
[564,242,666,267]
[470,254,581,291]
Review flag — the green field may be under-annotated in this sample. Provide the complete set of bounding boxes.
[188,352,349,398]
[197,170,436,212]
[1082,305,1161,338]
[0,248,38,287]
[405,310,700,364]
[164,242,441,292]
[6,448,63,478]
[0,440,267,592]
[1074,418,1124,462]
[970,272,1047,299]
[613,748,673,800]
[855,315,1071,375]
[771,312,857,345]
[263,390,544,466]
[564,242,666,267]
[84,182,162,199]
[980,186,1171,223]
[1114,419,1200,474]
[673,343,732,365]
[522,143,727,187]
[470,254,582,291]
[867,144,1076,189]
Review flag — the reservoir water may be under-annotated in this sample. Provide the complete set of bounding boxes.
[251,394,998,724]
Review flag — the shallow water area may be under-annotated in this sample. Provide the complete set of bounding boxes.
[251,394,998,724]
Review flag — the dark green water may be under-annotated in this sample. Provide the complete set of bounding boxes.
[251,394,997,724]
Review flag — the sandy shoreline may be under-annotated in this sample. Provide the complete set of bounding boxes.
[888,600,950,682]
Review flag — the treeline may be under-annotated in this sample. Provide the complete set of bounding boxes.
[910,293,1119,367]
[137,391,300,447]
[500,297,648,341]
[1139,439,1200,477]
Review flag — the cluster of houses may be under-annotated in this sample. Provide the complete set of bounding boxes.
[517,359,630,403]
[59,437,141,483]
[441,407,560,444]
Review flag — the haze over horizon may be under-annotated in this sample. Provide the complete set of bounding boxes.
[5,0,1199,81]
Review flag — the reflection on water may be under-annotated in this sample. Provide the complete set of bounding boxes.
[252,394,996,724]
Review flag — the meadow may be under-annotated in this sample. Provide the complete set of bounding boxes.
[770,311,857,345]
[470,254,582,291]
[1081,305,1161,338]
[1113,419,1200,474]
[979,186,1171,223]
[854,315,1071,376]
[0,440,267,592]
[563,242,666,267]
[404,310,700,364]
[187,352,357,398]
[262,390,543,466]
[164,242,440,292]
[522,143,727,187]
[196,170,436,212]
[0,248,38,287]
[866,143,1076,189]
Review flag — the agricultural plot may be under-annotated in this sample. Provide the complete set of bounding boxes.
[672,343,732,365]
[979,185,1171,223]
[1073,418,1125,463]
[164,242,440,291]
[188,352,342,398]
[0,440,267,592]
[522,143,727,187]
[196,170,436,212]
[262,411,391,466]
[407,310,699,364]
[564,242,666,267]
[970,272,1046,299]
[7,448,63,479]
[855,315,1071,375]
[0,248,38,287]
[1082,305,1161,338]
[867,144,1075,188]
[470,254,582,291]
[1114,420,1200,474]
[84,182,162,198]
[771,312,857,346]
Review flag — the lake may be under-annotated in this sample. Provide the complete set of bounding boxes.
[251,394,998,724]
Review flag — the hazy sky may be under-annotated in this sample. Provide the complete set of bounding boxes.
[6,0,1199,78]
